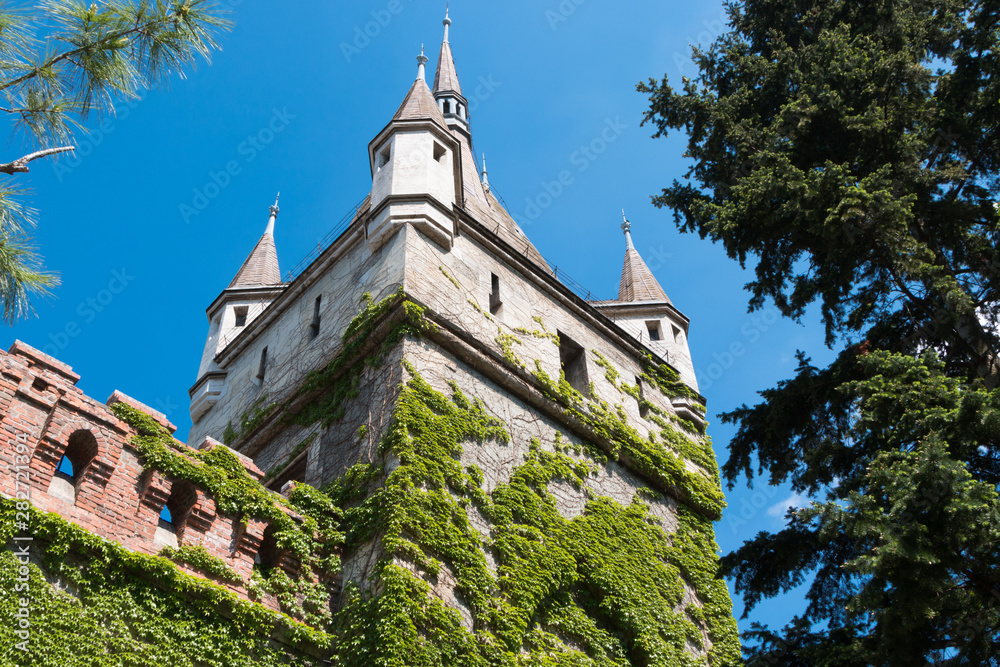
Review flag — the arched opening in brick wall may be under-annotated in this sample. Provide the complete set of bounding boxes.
[47,430,98,503]
[255,525,279,569]
[155,481,197,548]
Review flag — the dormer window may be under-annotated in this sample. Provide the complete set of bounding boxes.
[234,307,248,327]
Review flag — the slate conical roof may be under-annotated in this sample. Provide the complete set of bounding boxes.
[433,11,462,96]
[618,219,671,303]
[393,77,449,127]
[229,203,282,288]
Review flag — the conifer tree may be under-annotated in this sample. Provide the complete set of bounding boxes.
[0,0,229,323]
[640,1,1000,664]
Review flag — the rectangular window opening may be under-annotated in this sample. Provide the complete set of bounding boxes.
[433,142,447,162]
[378,145,391,169]
[234,306,249,328]
[489,273,502,316]
[646,321,662,342]
[558,332,588,395]
[267,451,309,494]
[636,376,650,419]
[256,347,268,382]
[309,295,322,340]
[672,324,683,342]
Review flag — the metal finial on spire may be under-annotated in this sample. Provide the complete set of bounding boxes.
[443,3,451,41]
[265,193,280,235]
[621,209,634,250]
[481,153,490,190]
[417,46,429,81]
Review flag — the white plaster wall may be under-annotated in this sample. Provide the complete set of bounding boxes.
[388,131,455,206]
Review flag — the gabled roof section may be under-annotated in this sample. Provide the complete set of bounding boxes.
[393,77,449,128]
[229,232,281,288]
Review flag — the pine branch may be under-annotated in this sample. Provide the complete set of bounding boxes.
[0,146,75,174]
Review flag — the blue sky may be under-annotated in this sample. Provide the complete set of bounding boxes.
[4,0,839,639]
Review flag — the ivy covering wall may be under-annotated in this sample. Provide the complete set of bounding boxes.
[1,290,739,666]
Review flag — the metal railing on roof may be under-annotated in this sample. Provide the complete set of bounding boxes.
[282,197,368,284]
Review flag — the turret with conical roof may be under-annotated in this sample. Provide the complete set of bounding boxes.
[592,212,698,390]
[190,197,288,423]
[433,7,469,131]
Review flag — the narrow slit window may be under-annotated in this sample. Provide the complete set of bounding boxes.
[443,100,452,115]
[672,325,683,342]
[558,332,588,395]
[489,273,502,316]
[257,347,268,382]
[234,307,249,328]
[636,376,650,419]
[309,296,322,340]
[378,145,391,169]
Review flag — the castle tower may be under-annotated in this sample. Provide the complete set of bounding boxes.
[177,12,736,664]
[189,197,286,423]
[5,10,736,666]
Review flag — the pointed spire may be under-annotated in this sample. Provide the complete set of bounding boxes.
[443,3,451,42]
[229,197,283,288]
[618,212,671,303]
[481,154,490,191]
[416,45,429,82]
[433,6,462,97]
[265,193,279,236]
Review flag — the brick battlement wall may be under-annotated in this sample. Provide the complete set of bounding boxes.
[0,340,302,611]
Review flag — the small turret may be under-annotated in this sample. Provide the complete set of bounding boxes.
[190,197,287,423]
[592,211,698,391]
[366,49,464,252]
[433,7,470,133]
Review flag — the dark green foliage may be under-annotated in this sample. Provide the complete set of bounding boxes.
[0,501,328,666]
[640,1,1000,662]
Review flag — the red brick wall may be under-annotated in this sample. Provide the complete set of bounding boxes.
[0,340,294,609]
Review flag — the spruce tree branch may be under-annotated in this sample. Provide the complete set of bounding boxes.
[0,146,75,174]
[962,570,1000,604]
